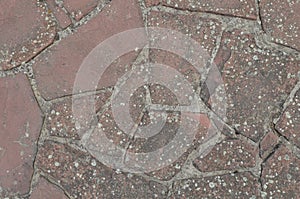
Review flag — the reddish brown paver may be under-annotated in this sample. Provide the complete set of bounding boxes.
[91,85,216,180]
[261,145,300,198]
[172,172,260,198]
[63,0,106,21]
[193,138,258,172]
[260,0,300,50]
[144,113,214,181]
[259,131,279,159]
[147,10,222,93]
[145,0,257,19]
[32,0,144,100]
[46,0,72,29]
[276,89,300,148]
[0,0,56,70]
[216,29,299,142]
[36,141,168,198]
[0,74,43,197]
[30,177,67,199]
[45,89,112,139]
[1,0,300,198]
[147,10,222,56]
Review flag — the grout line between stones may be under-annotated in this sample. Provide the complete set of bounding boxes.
[148,4,257,21]
[39,169,74,199]
[273,74,300,124]
[1,0,299,197]
[255,0,266,33]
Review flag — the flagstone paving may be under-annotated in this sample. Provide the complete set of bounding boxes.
[0,0,300,198]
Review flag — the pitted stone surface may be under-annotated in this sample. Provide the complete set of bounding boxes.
[36,141,168,198]
[1,0,299,197]
[46,0,72,29]
[0,0,56,70]
[260,0,300,50]
[276,89,300,148]
[193,138,258,172]
[45,89,112,139]
[147,10,222,92]
[261,145,300,198]
[172,172,260,198]
[147,10,222,56]
[215,29,299,142]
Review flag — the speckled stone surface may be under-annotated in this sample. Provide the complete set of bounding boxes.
[0,0,300,198]
[276,89,300,148]
[0,0,56,70]
[261,145,300,198]
[260,0,300,51]
[216,29,299,142]
[172,172,260,198]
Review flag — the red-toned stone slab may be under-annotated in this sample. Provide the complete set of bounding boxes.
[30,177,67,199]
[215,29,299,142]
[145,0,257,19]
[36,141,168,198]
[193,138,258,172]
[45,89,112,139]
[148,11,221,57]
[259,131,279,159]
[260,0,300,50]
[276,89,300,148]
[149,84,179,106]
[145,114,215,181]
[63,0,105,21]
[32,0,144,100]
[147,11,222,93]
[0,74,43,197]
[261,145,300,198]
[88,78,216,180]
[0,0,56,70]
[46,0,72,29]
[172,172,260,198]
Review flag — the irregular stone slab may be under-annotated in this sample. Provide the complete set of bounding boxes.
[193,138,257,172]
[36,141,168,198]
[259,131,279,159]
[147,10,222,96]
[96,106,214,179]
[144,114,214,181]
[30,177,67,199]
[89,73,217,178]
[145,0,257,19]
[143,11,224,179]
[46,0,72,29]
[0,74,43,197]
[261,145,300,198]
[147,11,222,56]
[45,89,112,139]
[172,172,260,198]
[32,0,144,100]
[214,29,299,142]
[0,0,56,70]
[260,0,300,50]
[63,0,106,21]
[276,89,300,148]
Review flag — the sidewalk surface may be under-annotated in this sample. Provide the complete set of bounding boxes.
[0,0,300,198]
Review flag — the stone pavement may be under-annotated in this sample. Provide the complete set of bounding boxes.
[0,0,300,198]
